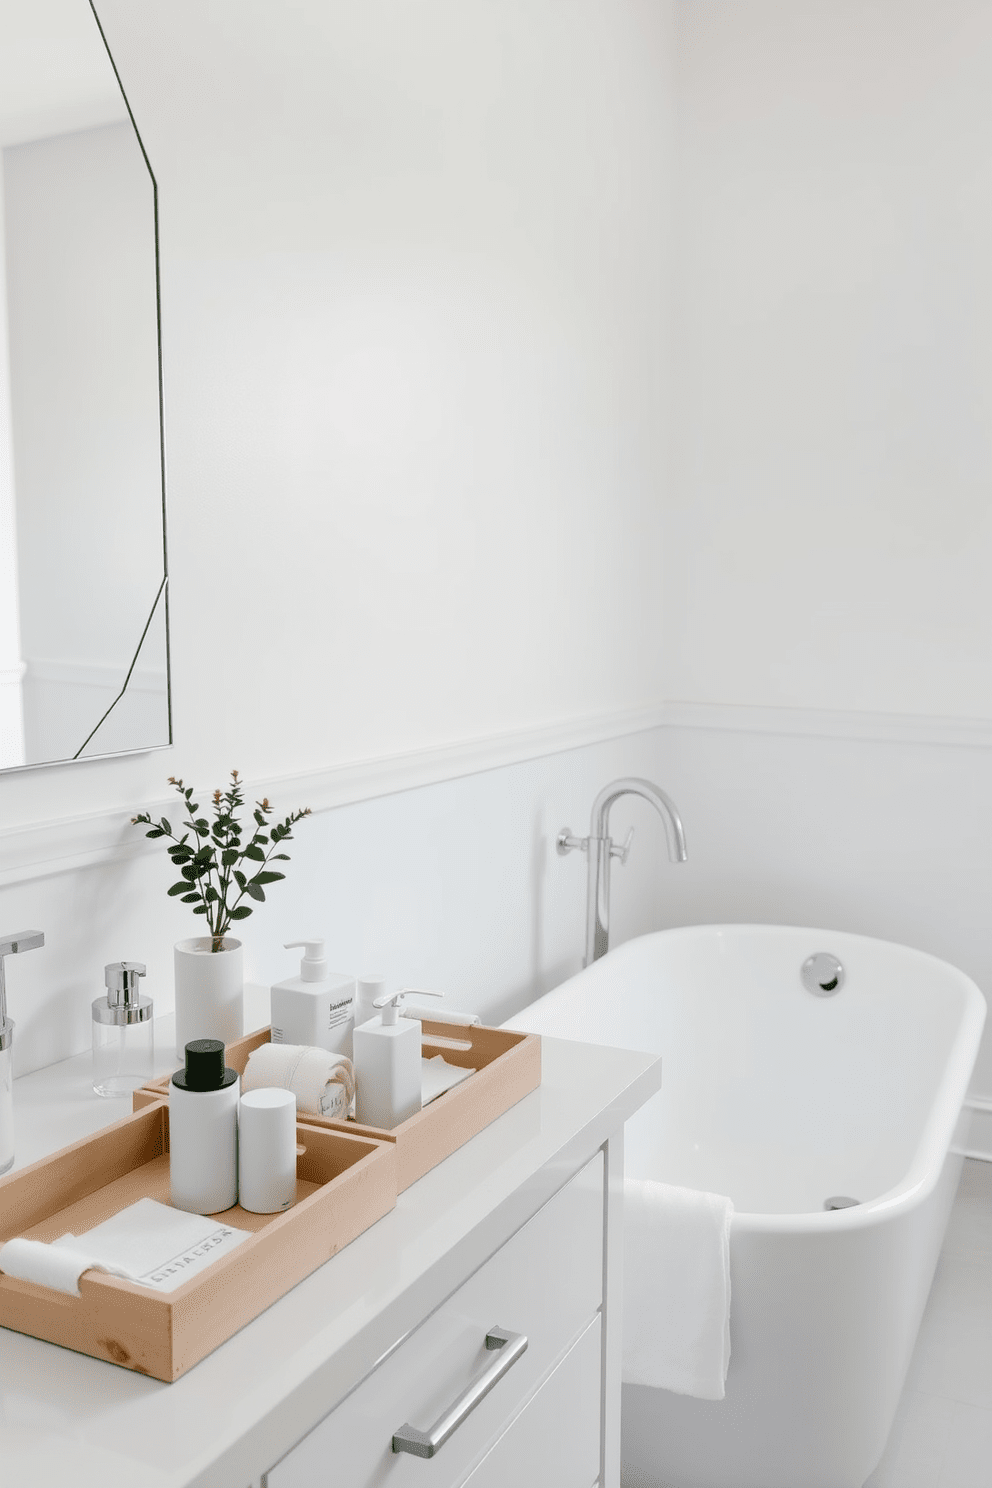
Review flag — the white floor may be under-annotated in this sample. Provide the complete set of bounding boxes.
[865,1158,992,1488]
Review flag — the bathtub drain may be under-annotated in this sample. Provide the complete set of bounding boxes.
[824,1196,860,1211]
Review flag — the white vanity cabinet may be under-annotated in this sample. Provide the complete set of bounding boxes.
[267,1153,605,1488]
[3,1035,662,1488]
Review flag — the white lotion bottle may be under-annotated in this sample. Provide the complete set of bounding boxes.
[270,939,355,1057]
[353,989,442,1129]
[170,1039,239,1214]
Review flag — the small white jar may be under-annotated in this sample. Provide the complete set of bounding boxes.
[239,1088,297,1214]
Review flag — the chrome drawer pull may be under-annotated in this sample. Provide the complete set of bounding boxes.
[392,1326,528,1459]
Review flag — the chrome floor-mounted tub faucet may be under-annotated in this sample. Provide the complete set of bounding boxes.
[558,779,686,965]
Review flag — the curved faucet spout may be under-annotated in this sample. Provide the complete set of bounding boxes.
[590,777,687,864]
[560,777,685,966]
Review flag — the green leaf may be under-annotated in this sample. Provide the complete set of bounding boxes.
[192,904,209,915]
[230,905,253,920]
[182,865,198,882]
[146,828,165,839]
[181,892,201,904]
[221,849,239,866]
[204,886,219,903]
[167,882,191,896]
[234,870,247,890]
[244,845,265,862]
[194,846,214,864]
[272,853,290,861]
[252,871,285,886]
[246,882,265,902]
[159,818,171,835]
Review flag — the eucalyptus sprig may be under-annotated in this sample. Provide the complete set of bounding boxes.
[133,770,312,952]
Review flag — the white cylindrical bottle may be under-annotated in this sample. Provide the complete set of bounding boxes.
[239,1088,297,1214]
[170,1039,239,1214]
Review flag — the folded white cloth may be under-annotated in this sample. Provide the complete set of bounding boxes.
[622,1179,733,1399]
[421,1054,475,1105]
[243,1043,355,1118]
[0,1198,251,1297]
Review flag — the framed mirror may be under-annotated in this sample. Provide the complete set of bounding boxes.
[0,0,170,772]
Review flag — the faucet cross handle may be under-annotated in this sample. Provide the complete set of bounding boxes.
[609,827,634,866]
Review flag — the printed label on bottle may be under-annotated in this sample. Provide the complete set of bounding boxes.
[326,996,353,1032]
[319,1082,348,1118]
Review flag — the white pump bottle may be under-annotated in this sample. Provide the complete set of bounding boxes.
[352,988,442,1129]
[269,939,355,1057]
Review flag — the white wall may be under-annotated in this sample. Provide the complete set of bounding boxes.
[667,0,992,717]
[0,158,25,768]
[3,0,992,1146]
[659,1,992,1105]
[0,1,677,1072]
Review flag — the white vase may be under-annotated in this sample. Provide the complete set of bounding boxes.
[174,937,244,1060]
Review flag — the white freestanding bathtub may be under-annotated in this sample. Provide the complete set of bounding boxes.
[507,925,986,1488]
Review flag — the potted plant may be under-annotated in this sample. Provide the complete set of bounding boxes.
[133,770,311,1055]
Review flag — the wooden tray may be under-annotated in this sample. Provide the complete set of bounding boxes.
[0,1101,396,1381]
[139,1021,542,1192]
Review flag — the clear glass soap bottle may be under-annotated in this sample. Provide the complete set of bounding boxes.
[92,961,155,1097]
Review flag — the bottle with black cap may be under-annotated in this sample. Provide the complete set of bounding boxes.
[170,1038,239,1214]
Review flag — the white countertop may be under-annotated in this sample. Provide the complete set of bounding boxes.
[1,1030,662,1488]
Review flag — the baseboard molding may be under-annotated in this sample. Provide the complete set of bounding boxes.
[0,705,668,885]
[664,701,992,750]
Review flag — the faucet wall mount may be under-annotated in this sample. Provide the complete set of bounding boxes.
[558,778,686,966]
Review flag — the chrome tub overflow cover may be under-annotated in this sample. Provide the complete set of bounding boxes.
[801,952,845,997]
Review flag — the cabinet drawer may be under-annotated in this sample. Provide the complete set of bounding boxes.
[266,1151,604,1488]
[461,1314,602,1488]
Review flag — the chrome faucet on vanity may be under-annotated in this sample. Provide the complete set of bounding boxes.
[0,930,45,1174]
[557,779,686,966]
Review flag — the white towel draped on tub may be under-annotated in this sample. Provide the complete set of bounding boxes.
[622,1179,734,1399]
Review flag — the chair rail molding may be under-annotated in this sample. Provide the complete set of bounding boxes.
[4,700,992,886]
[0,705,668,885]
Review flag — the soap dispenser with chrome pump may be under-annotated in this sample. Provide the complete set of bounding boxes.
[92,961,155,1097]
[0,930,45,1174]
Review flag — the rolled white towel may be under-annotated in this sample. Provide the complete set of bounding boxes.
[0,1237,139,1297]
[622,1179,733,1399]
[243,1042,355,1118]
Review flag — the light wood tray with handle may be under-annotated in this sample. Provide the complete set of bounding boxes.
[0,1101,396,1381]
